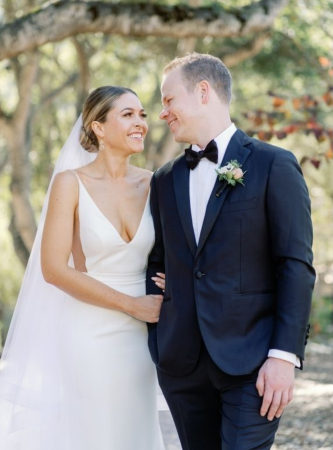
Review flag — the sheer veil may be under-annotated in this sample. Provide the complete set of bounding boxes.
[0,115,96,449]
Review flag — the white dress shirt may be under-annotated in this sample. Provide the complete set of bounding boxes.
[189,123,300,367]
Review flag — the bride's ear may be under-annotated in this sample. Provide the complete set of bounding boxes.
[91,120,104,139]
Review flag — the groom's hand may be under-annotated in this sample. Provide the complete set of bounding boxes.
[256,357,295,421]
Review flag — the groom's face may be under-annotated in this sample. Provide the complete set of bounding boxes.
[160,68,202,144]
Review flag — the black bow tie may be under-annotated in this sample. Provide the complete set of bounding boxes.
[185,139,218,170]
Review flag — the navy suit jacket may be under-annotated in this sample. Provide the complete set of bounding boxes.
[146,129,315,377]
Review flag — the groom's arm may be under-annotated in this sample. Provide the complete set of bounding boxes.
[146,172,165,296]
[256,149,316,420]
[267,149,315,359]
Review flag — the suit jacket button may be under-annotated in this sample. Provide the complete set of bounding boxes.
[196,271,204,279]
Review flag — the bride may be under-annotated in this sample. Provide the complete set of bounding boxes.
[0,86,166,449]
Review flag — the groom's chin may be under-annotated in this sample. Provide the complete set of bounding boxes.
[172,133,186,144]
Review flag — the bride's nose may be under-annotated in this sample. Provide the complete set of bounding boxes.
[134,118,147,133]
[133,118,144,130]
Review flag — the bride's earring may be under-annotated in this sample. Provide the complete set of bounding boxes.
[99,139,105,151]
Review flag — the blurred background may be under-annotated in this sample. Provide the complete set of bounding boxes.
[0,0,332,350]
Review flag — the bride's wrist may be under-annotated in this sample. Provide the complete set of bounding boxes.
[120,294,135,316]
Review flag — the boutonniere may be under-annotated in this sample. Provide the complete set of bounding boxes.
[215,160,246,197]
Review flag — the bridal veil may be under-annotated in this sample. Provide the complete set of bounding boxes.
[0,116,96,449]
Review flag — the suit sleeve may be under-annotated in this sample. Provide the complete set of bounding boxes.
[146,172,165,296]
[267,150,316,361]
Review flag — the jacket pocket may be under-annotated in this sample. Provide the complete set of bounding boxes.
[225,292,275,331]
[222,197,257,213]
[239,290,276,296]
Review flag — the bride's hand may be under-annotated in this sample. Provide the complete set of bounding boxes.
[131,295,163,323]
[151,272,166,292]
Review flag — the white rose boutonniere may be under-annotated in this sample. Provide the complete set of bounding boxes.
[215,160,246,197]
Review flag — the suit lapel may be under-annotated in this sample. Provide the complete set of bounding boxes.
[172,154,197,258]
[195,130,252,260]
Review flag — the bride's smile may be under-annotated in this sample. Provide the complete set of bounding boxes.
[92,92,148,157]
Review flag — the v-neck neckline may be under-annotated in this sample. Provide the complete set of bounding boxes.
[75,173,149,245]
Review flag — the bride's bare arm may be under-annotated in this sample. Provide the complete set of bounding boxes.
[41,171,162,323]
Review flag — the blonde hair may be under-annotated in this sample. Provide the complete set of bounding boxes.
[164,52,232,104]
[80,86,138,152]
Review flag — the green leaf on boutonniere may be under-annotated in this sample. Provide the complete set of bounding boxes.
[215,160,246,197]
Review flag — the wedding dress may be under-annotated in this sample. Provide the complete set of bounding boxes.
[57,172,164,449]
[0,117,165,450]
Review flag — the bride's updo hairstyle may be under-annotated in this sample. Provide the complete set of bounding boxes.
[80,86,138,152]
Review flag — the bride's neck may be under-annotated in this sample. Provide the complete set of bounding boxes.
[94,149,130,181]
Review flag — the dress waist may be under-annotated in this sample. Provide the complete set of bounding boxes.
[86,271,146,284]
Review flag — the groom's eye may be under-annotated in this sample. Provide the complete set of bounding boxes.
[162,98,172,106]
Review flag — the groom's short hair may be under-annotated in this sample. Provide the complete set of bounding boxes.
[163,53,232,105]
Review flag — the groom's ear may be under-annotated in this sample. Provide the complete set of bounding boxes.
[197,80,210,104]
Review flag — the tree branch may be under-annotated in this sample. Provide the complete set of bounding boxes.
[71,37,91,113]
[13,52,39,127]
[275,30,332,85]
[0,0,289,61]
[222,31,271,67]
[38,72,79,111]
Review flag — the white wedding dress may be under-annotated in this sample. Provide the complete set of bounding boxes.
[0,113,165,449]
[57,172,165,449]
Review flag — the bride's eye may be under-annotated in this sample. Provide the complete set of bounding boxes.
[141,113,148,118]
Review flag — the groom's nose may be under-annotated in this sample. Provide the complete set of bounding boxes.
[159,108,168,120]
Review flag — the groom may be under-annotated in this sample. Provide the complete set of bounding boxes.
[147,53,315,450]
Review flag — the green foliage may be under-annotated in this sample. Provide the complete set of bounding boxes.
[310,296,333,337]
[0,0,332,344]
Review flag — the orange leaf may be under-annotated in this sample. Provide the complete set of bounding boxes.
[319,57,330,68]
[323,92,333,106]
[325,148,333,159]
[258,131,272,141]
[272,97,286,108]
[267,115,277,126]
[313,322,321,334]
[283,124,298,134]
[306,119,321,131]
[292,98,301,110]
[303,95,317,108]
[253,116,264,126]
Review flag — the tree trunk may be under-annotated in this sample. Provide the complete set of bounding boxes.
[0,52,39,265]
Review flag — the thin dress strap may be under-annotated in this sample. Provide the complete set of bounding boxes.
[71,169,81,183]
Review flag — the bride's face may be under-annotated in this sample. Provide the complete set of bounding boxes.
[96,92,148,155]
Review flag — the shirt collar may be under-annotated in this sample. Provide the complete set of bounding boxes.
[192,123,237,164]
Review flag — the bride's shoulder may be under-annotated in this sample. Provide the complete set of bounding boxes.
[50,170,80,199]
[53,169,79,185]
[132,167,153,184]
